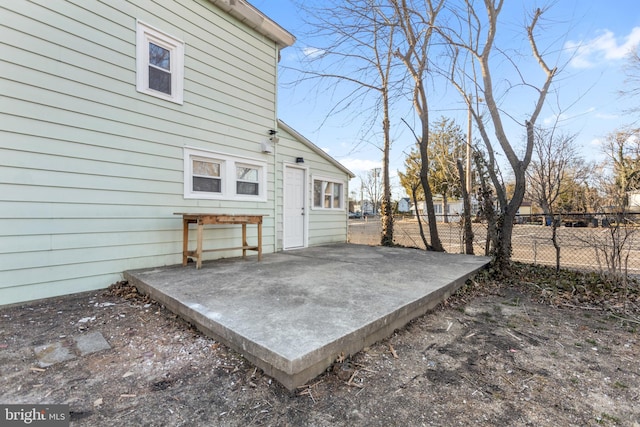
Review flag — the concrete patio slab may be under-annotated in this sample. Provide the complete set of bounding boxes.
[124,243,490,390]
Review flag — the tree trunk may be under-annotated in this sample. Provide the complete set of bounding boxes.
[492,208,514,274]
[411,187,430,250]
[473,153,497,256]
[551,213,561,272]
[380,200,394,246]
[380,113,394,246]
[418,107,444,252]
[420,167,444,252]
[457,159,474,255]
[494,180,525,274]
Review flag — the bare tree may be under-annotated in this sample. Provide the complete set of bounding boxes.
[390,0,446,252]
[289,0,400,246]
[620,46,640,120]
[580,164,637,295]
[526,127,590,271]
[601,128,640,204]
[440,2,558,271]
[360,169,383,215]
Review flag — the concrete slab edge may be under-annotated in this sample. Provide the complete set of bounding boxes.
[125,263,486,391]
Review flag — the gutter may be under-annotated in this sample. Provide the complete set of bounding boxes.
[207,0,296,49]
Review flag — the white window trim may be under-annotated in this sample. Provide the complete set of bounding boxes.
[184,147,267,201]
[136,20,185,104]
[312,176,345,210]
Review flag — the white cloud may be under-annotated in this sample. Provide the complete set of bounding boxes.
[339,158,382,172]
[594,112,619,120]
[565,27,640,69]
[591,138,602,146]
[302,47,325,59]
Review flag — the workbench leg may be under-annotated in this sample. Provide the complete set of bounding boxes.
[258,222,262,261]
[196,219,203,269]
[182,219,189,266]
[242,223,247,259]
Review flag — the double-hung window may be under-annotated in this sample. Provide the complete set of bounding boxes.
[313,178,344,209]
[136,21,184,104]
[236,165,260,196]
[192,158,222,194]
[184,148,266,201]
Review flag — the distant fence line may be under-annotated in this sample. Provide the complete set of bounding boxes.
[348,213,640,277]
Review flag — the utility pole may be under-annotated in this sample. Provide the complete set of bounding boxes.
[466,95,472,194]
[360,182,364,216]
[466,96,482,200]
[373,167,381,215]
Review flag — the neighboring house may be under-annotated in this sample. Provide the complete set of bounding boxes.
[627,191,640,212]
[361,201,375,216]
[413,197,479,222]
[517,201,534,216]
[0,0,353,306]
[397,198,411,213]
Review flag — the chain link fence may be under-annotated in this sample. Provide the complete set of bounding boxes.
[348,213,640,277]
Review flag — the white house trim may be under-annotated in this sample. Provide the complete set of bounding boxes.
[183,146,268,202]
[135,20,185,104]
[207,0,295,48]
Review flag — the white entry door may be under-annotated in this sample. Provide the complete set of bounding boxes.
[284,166,306,249]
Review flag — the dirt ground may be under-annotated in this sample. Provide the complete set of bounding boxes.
[1,271,639,426]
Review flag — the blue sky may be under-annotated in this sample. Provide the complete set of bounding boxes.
[252,0,640,197]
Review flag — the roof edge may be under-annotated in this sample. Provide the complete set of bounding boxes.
[278,119,355,178]
[208,0,295,48]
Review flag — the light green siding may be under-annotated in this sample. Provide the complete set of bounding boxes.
[1,0,283,305]
[275,121,353,250]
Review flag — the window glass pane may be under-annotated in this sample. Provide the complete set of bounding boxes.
[149,43,170,70]
[236,166,258,182]
[193,160,220,177]
[324,182,331,208]
[149,66,171,94]
[333,183,342,208]
[193,176,221,193]
[313,180,322,207]
[237,182,259,195]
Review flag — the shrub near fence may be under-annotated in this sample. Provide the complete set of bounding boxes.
[348,213,640,277]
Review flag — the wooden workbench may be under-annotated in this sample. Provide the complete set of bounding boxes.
[175,213,264,269]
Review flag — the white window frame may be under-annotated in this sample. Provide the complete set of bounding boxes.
[235,163,261,196]
[312,176,345,210]
[184,147,267,201]
[136,20,185,104]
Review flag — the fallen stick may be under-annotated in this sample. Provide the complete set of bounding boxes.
[561,303,601,311]
[504,329,523,341]
[609,313,640,325]
[389,344,399,359]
